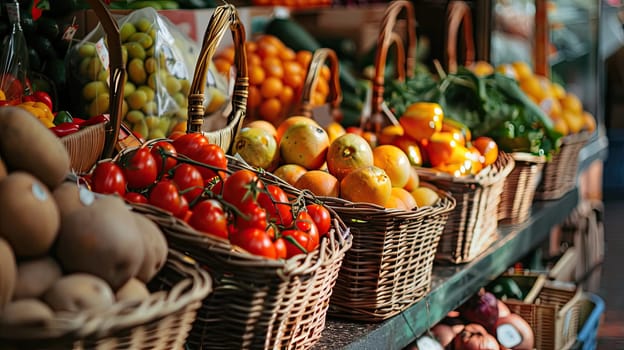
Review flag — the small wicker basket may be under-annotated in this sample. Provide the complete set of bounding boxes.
[503,274,583,350]
[535,132,590,200]
[444,0,475,73]
[0,250,212,350]
[498,152,546,224]
[60,0,124,173]
[417,152,515,264]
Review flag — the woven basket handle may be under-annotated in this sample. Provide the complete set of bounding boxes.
[187,4,248,134]
[85,0,124,159]
[366,0,416,134]
[445,1,475,73]
[299,48,343,122]
[533,0,549,77]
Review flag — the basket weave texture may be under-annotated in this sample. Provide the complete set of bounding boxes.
[504,276,583,350]
[498,152,545,225]
[61,123,106,174]
[324,191,455,321]
[417,152,515,264]
[131,155,352,350]
[0,251,212,350]
[535,132,590,200]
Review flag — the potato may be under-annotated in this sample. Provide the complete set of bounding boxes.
[132,213,167,283]
[52,182,96,217]
[115,278,150,303]
[43,273,114,312]
[13,256,62,300]
[0,237,17,308]
[0,299,54,326]
[0,106,70,189]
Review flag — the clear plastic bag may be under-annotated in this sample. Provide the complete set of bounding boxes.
[67,7,228,140]
[0,1,31,102]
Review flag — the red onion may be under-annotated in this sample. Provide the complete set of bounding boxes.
[454,323,500,350]
[459,289,500,331]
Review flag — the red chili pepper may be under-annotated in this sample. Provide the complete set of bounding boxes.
[72,117,87,125]
[81,114,110,127]
[50,122,80,137]
[33,91,53,111]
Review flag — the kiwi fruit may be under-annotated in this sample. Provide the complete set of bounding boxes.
[0,155,6,181]
[13,256,62,300]
[0,172,60,257]
[132,213,168,283]
[52,182,96,217]
[0,299,54,327]
[0,238,17,308]
[55,195,145,290]
[115,277,150,303]
[0,106,70,189]
[43,273,115,312]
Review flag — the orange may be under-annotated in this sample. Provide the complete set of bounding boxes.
[424,132,459,167]
[327,133,374,180]
[263,57,284,79]
[279,86,295,106]
[294,170,340,197]
[279,47,296,61]
[340,165,392,206]
[410,187,440,207]
[249,65,266,86]
[391,187,417,210]
[378,124,404,145]
[511,61,533,81]
[320,65,331,81]
[471,136,498,167]
[325,121,346,143]
[283,61,304,78]
[245,120,277,138]
[400,102,444,140]
[403,167,420,192]
[259,98,282,124]
[279,122,329,170]
[582,111,596,133]
[273,163,307,186]
[213,58,231,75]
[275,115,318,143]
[519,75,547,102]
[296,50,313,68]
[469,61,494,77]
[385,195,408,210]
[552,116,569,136]
[257,35,285,50]
[283,72,304,89]
[561,110,584,134]
[539,97,562,119]
[256,41,279,59]
[315,77,329,97]
[551,82,566,100]
[260,77,283,99]
[467,146,484,175]
[560,93,583,115]
[215,46,235,64]
[245,41,257,53]
[372,145,411,188]
[392,135,423,166]
[248,53,262,67]
[247,85,262,109]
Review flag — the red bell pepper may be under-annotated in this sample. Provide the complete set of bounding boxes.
[50,122,80,137]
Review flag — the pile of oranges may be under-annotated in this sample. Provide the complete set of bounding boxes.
[213,35,331,126]
[494,61,596,136]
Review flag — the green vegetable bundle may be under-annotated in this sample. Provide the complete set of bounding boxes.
[384,67,563,159]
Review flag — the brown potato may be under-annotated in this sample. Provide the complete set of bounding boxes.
[0,237,16,308]
[0,299,54,327]
[42,273,114,312]
[132,213,168,283]
[13,256,62,300]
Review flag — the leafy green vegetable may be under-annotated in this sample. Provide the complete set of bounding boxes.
[384,68,563,158]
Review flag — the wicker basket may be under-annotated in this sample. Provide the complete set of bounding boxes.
[504,274,584,350]
[535,132,590,200]
[444,0,475,73]
[417,152,515,264]
[127,150,351,350]
[60,0,124,173]
[186,4,248,154]
[0,250,212,350]
[498,152,546,224]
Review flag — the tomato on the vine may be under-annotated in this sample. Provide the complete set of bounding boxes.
[150,141,178,177]
[295,211,319,251]
[222,169,264,210]
[188,200,229,239]
[177,195,190,220]
[149,180,184,217]
[172,163,204,204]
[235,204,268,231]
[205,171,227,195]
[305,204,331,237]
[172,133,208,158]
[124,191,148,204]
[282,230,309,258]
[91,161,126,196]
[257,185,293,226]
[230,228,277,259]
[121,147,158,190]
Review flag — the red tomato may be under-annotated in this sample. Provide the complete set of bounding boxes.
[124,192,148,204]
[257,185,293,227]
[172,163,204,204]
[120,147,158,190]
[150,141,178,177]
[91,161,126,196]
[191,143,228,180]
[305,204,331,237]
[149,180,184,216]
[235,204,268,231]
[205,170,227,195]
[172,132,208,158]
[282,230,310,258]
[274,237,287,259]
[188,200,229,239]
[177,195,190,220]
[230,228,277,259]
[296,211,319,251]
[222,169,264,210]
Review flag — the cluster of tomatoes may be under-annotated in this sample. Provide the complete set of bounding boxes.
[86,133,332,260]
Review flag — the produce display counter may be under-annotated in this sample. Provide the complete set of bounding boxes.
[313,136,608,350]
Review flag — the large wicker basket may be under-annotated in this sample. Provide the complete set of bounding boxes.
[498,152,546,224]
[535,132,590,200]
[417,152,515,264]
[504,274,583,350]
[0,250,212,350]
[130,154,352,350]
[60,0,124,173]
